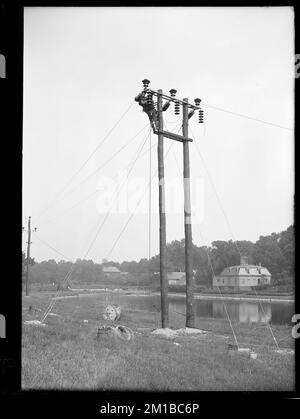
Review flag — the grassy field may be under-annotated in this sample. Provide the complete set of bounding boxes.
[22,291,295,391]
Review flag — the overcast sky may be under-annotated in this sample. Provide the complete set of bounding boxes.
[23,7,294,263]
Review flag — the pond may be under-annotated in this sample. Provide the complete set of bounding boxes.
[107,293,294,326]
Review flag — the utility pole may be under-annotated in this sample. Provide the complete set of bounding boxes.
[157,89,168,328]
[135,80,204,328]
[25,216,31,296]
[23,216,37,296]
[182,98,194,327]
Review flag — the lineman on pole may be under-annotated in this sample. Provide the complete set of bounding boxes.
[135,90,159,132]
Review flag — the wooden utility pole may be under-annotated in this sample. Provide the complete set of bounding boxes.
[25,216,32,296]
[135,80,203,329]
[157,89,169,328]
[182,99,195,327]
[23,216,37,296]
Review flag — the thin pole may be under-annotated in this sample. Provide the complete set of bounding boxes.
[25,216,31,296]
[182,98,195,328]
[149,127,152,265]
[157,89,169,328]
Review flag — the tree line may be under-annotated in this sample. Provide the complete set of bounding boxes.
[23,224,294,287]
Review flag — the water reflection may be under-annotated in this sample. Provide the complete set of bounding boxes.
[110,293,293,325]
[212,301,271,323]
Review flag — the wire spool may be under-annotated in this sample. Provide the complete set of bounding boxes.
[103,304,121,322]
[114,325,133,341]
[96,324,133,341]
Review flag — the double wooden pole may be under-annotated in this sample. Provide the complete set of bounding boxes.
[156,92,194,329]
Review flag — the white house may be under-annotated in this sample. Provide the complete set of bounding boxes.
[168,272,186,286]
[213,256,271,291]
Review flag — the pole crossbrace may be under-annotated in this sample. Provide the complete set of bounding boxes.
[153,129,193,143]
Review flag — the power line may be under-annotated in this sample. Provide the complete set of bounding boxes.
[191,128,280,349]
[196,227,240,349]
[39,124,151,323]
[163,115,182,125]
[35,101,135,222]
[202,102,293,131]
[170,146,240,346]
[82,130,151,259]
[42,190,99,225]
[41,127,154,225]
[105,141,174,261]
[191,127,241,255]
[34,234,72,261]
[52,123,149,204]
[38,122,148,222]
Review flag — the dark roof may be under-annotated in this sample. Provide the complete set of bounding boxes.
[219,265,271,277]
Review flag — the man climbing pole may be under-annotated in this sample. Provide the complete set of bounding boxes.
[135,90,159,132]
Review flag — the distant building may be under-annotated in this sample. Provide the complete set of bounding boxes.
[213,256,271,291]
[102,266,121,278]
[168,272,186,286]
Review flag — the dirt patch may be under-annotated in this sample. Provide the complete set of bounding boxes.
[152,327,207,339]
